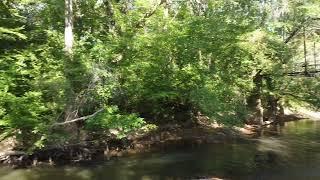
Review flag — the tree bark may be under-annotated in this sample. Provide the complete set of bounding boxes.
[303,26,308,75]
[104,0,116,33]
[265,76,278,123]
[314,42,317,70]
[253,70,264,125]
[64,0,81,141]
[278,99,285,126]
[65,0,73,54]
[53,109,104,127]
[163,0,170,30]
[64,0,75,123]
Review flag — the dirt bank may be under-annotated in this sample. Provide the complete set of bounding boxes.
[1,107,316,169]
[0,122,252,168]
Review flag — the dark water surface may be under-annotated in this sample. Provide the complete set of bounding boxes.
[1,119,320,180]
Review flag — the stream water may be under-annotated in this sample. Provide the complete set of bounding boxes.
[1,119,320,180]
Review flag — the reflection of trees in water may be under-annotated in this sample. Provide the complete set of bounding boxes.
[257,137,289,157]
[258,124,284,137]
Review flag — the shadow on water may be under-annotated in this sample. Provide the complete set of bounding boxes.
[1,119,320,180]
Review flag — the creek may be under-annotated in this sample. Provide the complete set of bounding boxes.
[1,119,320,180]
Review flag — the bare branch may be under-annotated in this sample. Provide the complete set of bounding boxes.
[285,17,320,44]
[52,108,104,126]
[135,0,166,28]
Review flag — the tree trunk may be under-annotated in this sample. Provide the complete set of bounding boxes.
[64,0,80,141]
[265,76,277,123]
[163,0,171,30]
[278,99,285,126]
[255,98,264,125]
[314,42,317,70]
[104,0,116,33]
[303,26,308,75]
[253,70,264,125]
[65,0,73,54]
[64,0,75,122]
[266,95,278,122]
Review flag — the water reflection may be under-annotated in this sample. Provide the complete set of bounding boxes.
[1,119,320,180]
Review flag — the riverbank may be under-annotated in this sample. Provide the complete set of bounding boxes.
[284,107,320,120]
[0,124,250,168]
[0,106,318,169]
[2,114,320,180]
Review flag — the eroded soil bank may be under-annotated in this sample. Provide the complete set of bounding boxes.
[0,107,315,169]
[0,126,249,168]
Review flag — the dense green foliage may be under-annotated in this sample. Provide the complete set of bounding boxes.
[0,0,319,150]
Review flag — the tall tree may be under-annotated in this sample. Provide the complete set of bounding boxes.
[65,0,73,54]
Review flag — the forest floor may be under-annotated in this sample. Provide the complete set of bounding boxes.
[0,106,318,168]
